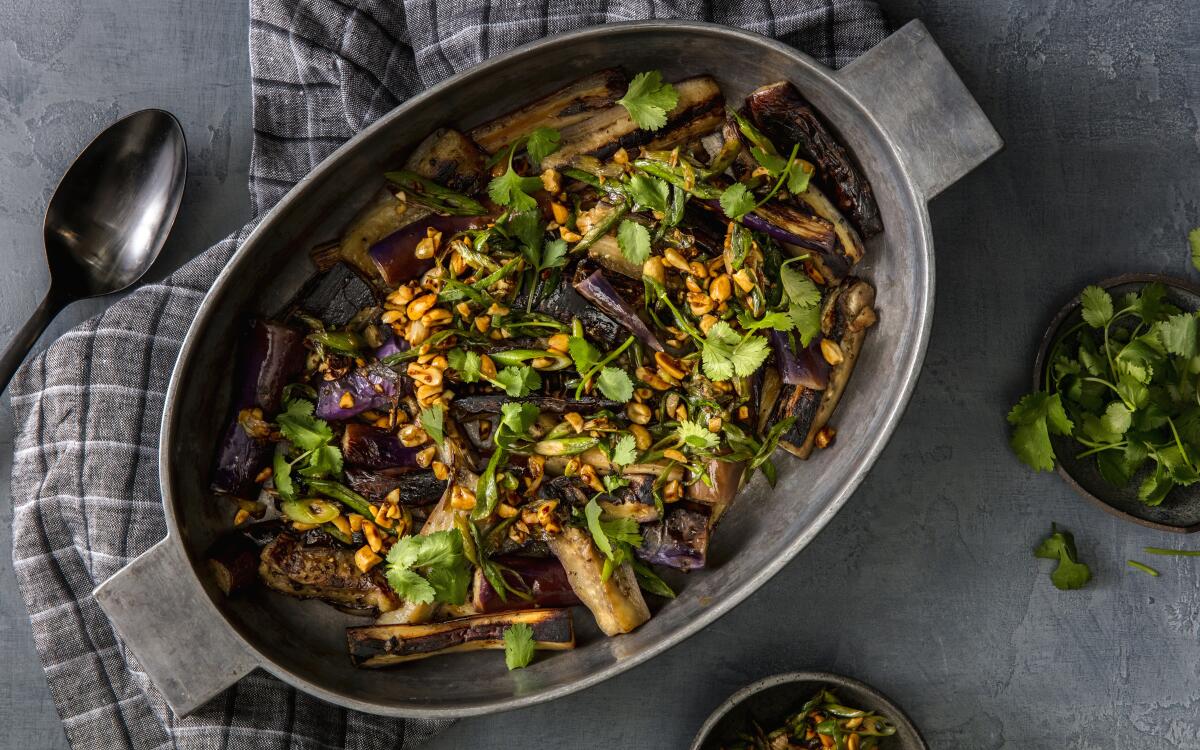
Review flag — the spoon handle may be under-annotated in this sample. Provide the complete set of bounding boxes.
[0,289,65,394]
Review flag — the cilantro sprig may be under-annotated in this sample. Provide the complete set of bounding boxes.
[272,397,343,501]
[384,529,472,604]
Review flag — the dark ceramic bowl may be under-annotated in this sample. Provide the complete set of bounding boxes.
[1034,273,1200,533]
[690,671,926,750]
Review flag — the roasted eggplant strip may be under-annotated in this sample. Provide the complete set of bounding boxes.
[344,466,446,505]
[452,394,622,419]
[347,608,575,667]
[469,69,628,154]
[472,556,581,613]
[747,81,883,237]
[259,533,400,615]
[547,527,650,636]
[541,76,724,169]
[402,128,487,196]
[772,278,877,458]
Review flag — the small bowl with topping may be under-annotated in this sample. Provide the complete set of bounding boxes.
[690,671,926,750]
[1026,274,1200,532]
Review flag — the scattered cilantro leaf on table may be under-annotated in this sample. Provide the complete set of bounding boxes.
[1189,227,1200,273]
[1034,523,1092,590]
[1007,392,1073,472]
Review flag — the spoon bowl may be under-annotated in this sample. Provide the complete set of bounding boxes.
[0,109,186,391]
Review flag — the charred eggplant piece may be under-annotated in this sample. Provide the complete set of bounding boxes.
[598,474,660,523]
[452,394,621,419]
[344,465,446,505]
[686,459,744,524]
[341,424,421,470]
[472,556,580,613]
[207,526,273,595]
[297,262,381,328]
[469,69,628,155]
[211,320,306,498]
[315,362,400,421]
[771,278,876,458]
[770,329,830,390]
[259,533,400,615]
[747,82,882,237]
[636,502,711,571]
[542,76,724,169]
[524,273,624,349]
[547,526,650,636]
[369,214,488,287]
[574,269,663,351]
[402,128,487,196]
[347,608,575,667]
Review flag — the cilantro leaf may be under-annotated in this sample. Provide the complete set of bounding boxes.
[1080,286,1114,329]
[719,183,756,222]
[617,219,651,266]
[677,418,720,452]
[503,622,536,670]
[487,144,543,210]
[568,335,600,374]
[1034,524,1092,590]
[420,404,445,447]
[595,366,633,402]
[780,263,821,308]
[617,71,679,131]
[1007,392,1074,472]
[540,238,568,271]
[627,173,669,213]
[273,445,296,501]
[276,399,332,452]
[1101,401,1132,435]
[739,310,794,332]
[701,321,770,381]
[611,434,638,467]
[384,530,471,605]
[1157,313,1199,358]
[790,304,822,346]
[584,498,614,557]
[492,365,542,397]
[525,127,561,166]
[499,401,540,435]
[448,348,483,383]
[584,498,644,559]
[1190,227,1200,273]
[786,162,812,194]
[299,444,343,478]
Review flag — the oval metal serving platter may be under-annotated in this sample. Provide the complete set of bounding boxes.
[96,19,1001,718]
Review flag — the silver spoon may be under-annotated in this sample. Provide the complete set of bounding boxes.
[0,109,187,393]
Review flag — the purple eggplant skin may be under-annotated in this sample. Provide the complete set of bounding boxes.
[341,424,421,470]
[472,556,581,613]
[636,502,712,571]
[374,335,405,360]
[369,214,486,287]
[686,459,743,525]
[316,362,400,421]
[344,465,446,504]
[574,270,664,352]
[746,82,883,238]
[769,329,829,390]
[211,320,306,498]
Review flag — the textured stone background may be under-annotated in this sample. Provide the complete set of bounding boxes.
[3,1,1200,748]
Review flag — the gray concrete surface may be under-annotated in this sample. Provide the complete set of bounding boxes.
[3,1,1200,748]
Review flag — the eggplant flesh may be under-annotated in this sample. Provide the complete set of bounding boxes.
[547,527,650,636]
[747,81,882,238]
[472,556,580,613]
[636,502,711,571]
[469,69,628,155]
[686,459,744,525]
[347,608,575,667]
[598,474,660,523]
[259,533,400,615]
[542,76,724,169]
[344,465,446,505]
[772,277,877,458]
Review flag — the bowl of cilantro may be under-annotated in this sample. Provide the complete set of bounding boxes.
[1014,273,1200,532]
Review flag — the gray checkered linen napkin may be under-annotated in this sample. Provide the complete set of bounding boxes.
[8,1,887,747]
